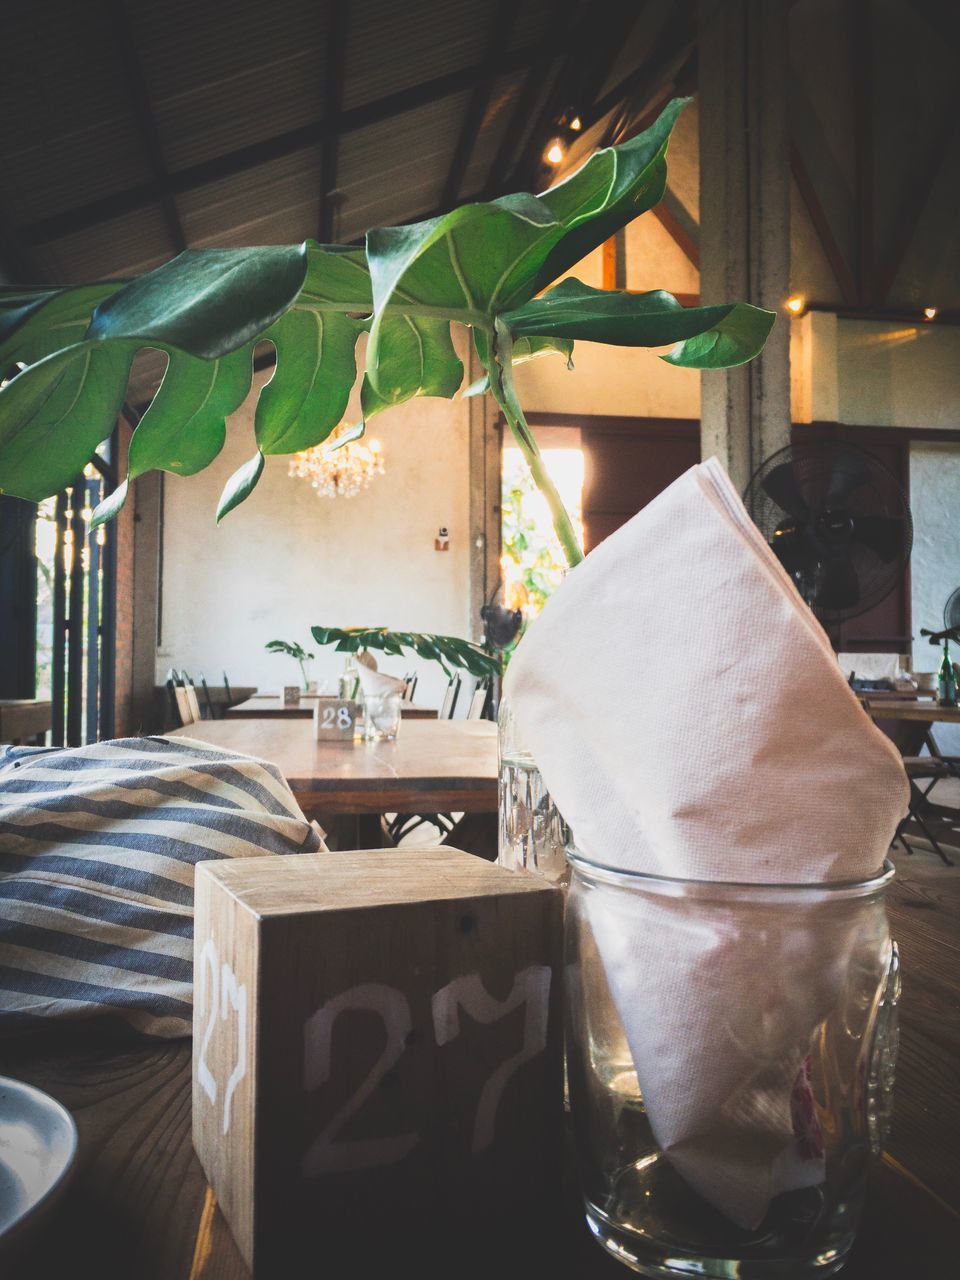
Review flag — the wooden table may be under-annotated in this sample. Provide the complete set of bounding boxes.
[166,717,496,824]
[0,698,52,744]
[225,695,438,719]
[865,698,960,724]
[4,850,957,1279]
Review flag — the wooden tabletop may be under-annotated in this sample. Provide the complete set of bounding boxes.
[225,696,437,719]
[865,699,960,723]
[3,849,957,1279]
[0,698,52,744]
[165,718,497,815]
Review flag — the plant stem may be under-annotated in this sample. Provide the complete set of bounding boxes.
[298,657,308,691]
[484,320,584,569]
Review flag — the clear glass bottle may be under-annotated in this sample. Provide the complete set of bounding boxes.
[565,849,899,1279]
[937,640,958,707]
[497,695,570,883]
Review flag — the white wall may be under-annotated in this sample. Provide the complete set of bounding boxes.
[159,348,472,710]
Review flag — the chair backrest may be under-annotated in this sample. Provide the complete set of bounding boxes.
[223,671,233,703]
[177,673,203,724]
[198,675,215,720]
[174,685,199,726]
[402,672,417,702]
[467,681,488,720]
[439,674,461,720]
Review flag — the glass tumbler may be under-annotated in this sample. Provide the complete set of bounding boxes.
[497,695,570,882]
[565,850,899,1279]
[362,690,402,740]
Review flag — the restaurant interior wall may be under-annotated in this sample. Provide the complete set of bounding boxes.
[158,338,472,710]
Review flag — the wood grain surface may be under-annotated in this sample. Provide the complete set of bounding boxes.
[164,719,497,815]
[866,699,960,723]
[225,697,438,719]
[3,849,958,1279]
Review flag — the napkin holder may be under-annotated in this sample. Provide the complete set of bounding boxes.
[192,848,563,1273]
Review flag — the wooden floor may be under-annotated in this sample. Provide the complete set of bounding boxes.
[2,846,959,1279]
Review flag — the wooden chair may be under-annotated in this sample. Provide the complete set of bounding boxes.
[439,674,461,720]
[466,679,490,720]
[198,675,216,720]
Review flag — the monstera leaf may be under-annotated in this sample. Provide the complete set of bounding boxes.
[311,626,498,678]
[0,96,777,570]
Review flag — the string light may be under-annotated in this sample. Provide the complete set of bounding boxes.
[923,306,938,320]
[545,139,565,165]
[569,115,582,131]
[785,295,805,315]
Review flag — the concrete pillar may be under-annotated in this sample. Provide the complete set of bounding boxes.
[698,0,792,493]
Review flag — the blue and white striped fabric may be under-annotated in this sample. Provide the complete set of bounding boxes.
[0,735,323,1038]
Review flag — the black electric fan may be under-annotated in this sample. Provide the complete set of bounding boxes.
[743,441,913,622]
[919,587,960,649]
[480,586,524,652]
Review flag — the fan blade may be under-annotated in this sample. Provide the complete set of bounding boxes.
[850,515,904,564]
[761,463,809,520]
[770,525,819,574]
[817,557,860,611]
[824,450,871,506]
[945,588,960,632]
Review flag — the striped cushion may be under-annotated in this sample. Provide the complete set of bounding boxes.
[0,735,322,1038]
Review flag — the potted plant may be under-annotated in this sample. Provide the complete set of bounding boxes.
[264,639,316,692]
[0,98,772,571]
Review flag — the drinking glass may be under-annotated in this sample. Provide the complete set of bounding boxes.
[497,696,570,883]
[565,849,899,1278]
[362,690,402,740]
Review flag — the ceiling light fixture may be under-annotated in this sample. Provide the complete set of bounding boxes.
[288,425,384,499]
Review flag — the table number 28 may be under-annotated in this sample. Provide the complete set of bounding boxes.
[313,696,358,741]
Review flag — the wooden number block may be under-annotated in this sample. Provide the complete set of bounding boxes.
[193,848,563,1273]
[282,685,301,706]
[312,696,358,741]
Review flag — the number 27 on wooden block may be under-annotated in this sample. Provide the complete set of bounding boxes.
[192,848,564,1274]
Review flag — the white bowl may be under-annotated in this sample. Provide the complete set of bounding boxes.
[0,1076,78,1259]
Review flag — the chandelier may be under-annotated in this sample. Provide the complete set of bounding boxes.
[288,425,384,499]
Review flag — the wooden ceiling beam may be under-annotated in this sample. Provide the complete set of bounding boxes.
[104,0,186,255]
[439,0,516,211]
[852,0,874,305]
[318,1,349,243]
[479,0,578,199]
[20,39,570,248]
[789,140,858,306]
[876,95,959,304]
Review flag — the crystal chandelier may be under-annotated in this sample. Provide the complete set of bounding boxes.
[288,425,384,499]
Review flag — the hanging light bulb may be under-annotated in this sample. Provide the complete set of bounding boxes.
[569,114,582,132]
[545,139,565,165]
[923,306,938,321]
[785,295,806,316]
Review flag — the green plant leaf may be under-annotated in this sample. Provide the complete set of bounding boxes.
[217,451,265,524]
[87,245,309,359]
[256,307,363,454]
[360,314,464,419]
[463,334,574,397]
[504,279,776,367]
[310,625,498,677]
[91,345,255,524]
[365,98,689,395]
[0,282,124,367]
[0,341,135,500]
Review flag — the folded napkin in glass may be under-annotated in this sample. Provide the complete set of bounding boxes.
[505,456,909,1228]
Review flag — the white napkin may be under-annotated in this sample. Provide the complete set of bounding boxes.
[356,666,407,698]
[504,457,908,1227]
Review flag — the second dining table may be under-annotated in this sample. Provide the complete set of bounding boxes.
[165,717,497,847]
[225,694,438,719]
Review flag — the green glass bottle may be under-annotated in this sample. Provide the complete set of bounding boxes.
[937,640,958,707]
